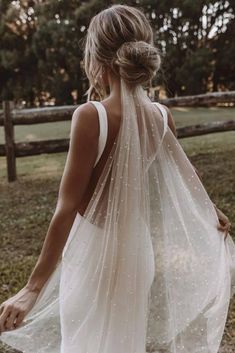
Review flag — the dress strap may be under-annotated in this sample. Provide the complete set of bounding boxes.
[89,101,108,167]
[152,102,168,137]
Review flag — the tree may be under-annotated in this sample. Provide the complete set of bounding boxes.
[0,0,234,105]
[0,0,38,104]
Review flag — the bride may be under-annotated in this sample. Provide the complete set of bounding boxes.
[0,4,234,353]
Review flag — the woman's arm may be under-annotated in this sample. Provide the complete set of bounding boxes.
[0,102,99,332]
[26,102,99,292]
[162,104,231,239]
[162,104,204,180]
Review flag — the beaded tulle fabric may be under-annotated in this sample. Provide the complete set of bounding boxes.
[1,78,235,353]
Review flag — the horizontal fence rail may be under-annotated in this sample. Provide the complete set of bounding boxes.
[0,105,74,126]
[160,91,235,107]
[0,93,235,182]
[176,120,235,137]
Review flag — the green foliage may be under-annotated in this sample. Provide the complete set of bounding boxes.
[0,0,234,105]
[175,47,214,94]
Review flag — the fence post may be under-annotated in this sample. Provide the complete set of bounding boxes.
[3,100,16,182]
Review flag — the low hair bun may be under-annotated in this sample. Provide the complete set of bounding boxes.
[114,40,161,87]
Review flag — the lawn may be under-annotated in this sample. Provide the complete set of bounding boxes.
[0,107,234,352]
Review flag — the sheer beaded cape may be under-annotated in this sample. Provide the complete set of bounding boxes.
[1,78,235,353]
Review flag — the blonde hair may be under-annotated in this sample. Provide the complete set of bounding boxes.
[83,4,161,100]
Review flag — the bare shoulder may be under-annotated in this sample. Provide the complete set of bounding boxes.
[70,102,99,140]
[161,104,177,138]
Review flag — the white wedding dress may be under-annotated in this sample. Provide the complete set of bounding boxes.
[1,83,235,353]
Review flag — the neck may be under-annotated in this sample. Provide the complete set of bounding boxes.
[104,71,121,102]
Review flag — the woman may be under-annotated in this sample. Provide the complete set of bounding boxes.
[0,4,234,353]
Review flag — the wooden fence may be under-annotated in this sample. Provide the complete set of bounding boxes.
[0,91,235,182]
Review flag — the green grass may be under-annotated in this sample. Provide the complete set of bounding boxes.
[0,107,234,352]
[0,152,67,179]
[172,106,235,126]
[0,121,70,144]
